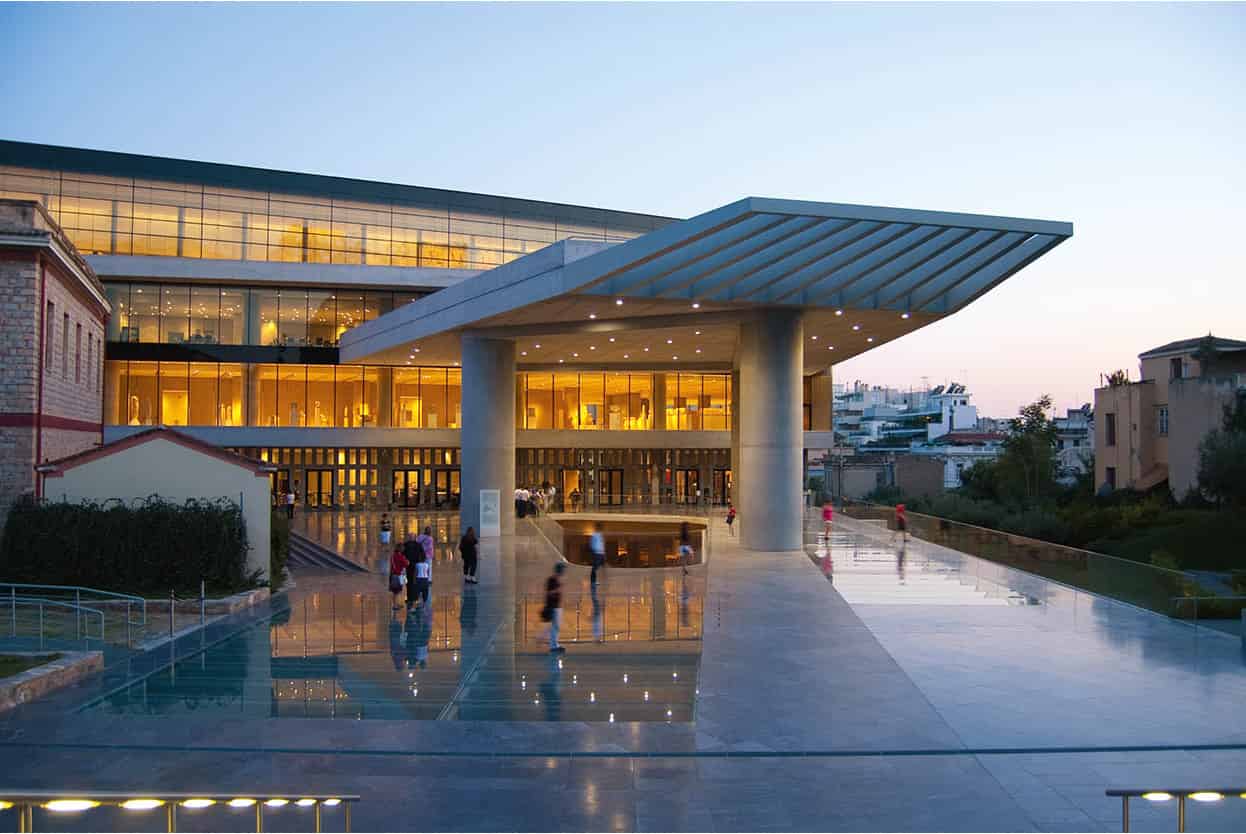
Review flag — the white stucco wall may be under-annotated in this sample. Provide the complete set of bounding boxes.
[43,436,271,580]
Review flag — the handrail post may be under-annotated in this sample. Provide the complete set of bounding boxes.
[76,587,81,639]
[167,801,176,833]
[9,586,15,636]
[1121,795,1129,832]
[39,601,44,650]
[200,579,206,626]
[169,589,175,638]
[1178,795,1186,833]
[127,601,132,647]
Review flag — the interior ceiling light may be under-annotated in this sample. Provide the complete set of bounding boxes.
[1190,792,1223,802]
[867,337,875,343]
[691,302,700,309]
[643,347,649,352]
[265,799,290,807]
[296,799,318,807]
[1141,793,1172,802]
[666,339,673,344]
[120,799,164,811]
[181,799,216,809]
[520,351,527,356]
[695,348,702,354]
[852,324,861,331]
[608,337,615,342]
[623,354,630,359]
[834,309,843,316]
[672,355,679,360]
[589,346,596,350]
[559,359,565,363]
[589,313,597,319]
[228,798,257,808]
[323,799,341,807]
[811,335,818,340]
[534,343,541,349]
[615,298,624,305]
[901,312,911,319]
[827,345,835,350]
[572,352,579,357]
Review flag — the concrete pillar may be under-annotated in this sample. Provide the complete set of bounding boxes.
[460,335,516,537]
[738,310,803,551]
[376,367,392,428]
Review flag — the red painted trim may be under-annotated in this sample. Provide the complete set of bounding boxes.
[37,426,275,478]
[0,413,103,432]
[35,262,46,498]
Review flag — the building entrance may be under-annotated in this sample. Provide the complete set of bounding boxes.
[434,469,460,509]
[712,468,732,505]
[271,470,291,506]
[392,469,423,508]
[671,468,699,504]
[305,469,334,507]
[600,469,624,506]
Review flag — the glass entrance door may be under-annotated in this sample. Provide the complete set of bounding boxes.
[306,469,334,507]
[271,470,291,506]
[392,469,422,508]
[434,469,460,509]
[601,469,624,506]
[712,468,732,505]
[674,469,699,504]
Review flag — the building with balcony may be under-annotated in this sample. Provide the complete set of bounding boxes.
[0,140,1071,549]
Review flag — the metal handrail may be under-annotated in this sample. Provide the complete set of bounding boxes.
[0,790,359,833]
[0,583,146,625]
[4,596,105,647]
[1106,787,1246,832]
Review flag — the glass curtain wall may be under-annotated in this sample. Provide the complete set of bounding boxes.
[108,363,732,430]
[102,283,427,347]
[0,166,656,270]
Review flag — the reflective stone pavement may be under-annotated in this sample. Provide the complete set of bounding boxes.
[2,510,1245,830]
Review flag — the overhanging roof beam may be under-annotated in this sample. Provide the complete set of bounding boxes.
[640,215,836,299]
[908,232,1030,310]
[715,220,880,302]
[937,234,1066,313]
[832,227,979,310]
[592,213,791,297]
[755,223,919,305]
[798,225,953,307]
[872,229,1006,310]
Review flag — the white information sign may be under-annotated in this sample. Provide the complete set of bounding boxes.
[479,489,501,538]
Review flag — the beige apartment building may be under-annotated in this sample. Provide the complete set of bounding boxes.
[1094,336,1246,498]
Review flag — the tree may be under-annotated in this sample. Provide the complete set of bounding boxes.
[996,395,1060,503]
[1197,391,1246,507]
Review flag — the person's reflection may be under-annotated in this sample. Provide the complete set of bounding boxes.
[539,654,563,721]
[590,583,604,643]
[388,613,405,672]
[460,584,478,638]
[896,539,907,585]
[679,575,691,630]
[407,604,432,668]
[821,544,833,581]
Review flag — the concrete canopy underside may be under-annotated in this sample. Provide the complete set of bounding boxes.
[339,196,1072,369]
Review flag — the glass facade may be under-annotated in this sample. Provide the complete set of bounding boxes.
[516,372,729,431]
[104,282,420,346]
[1,165,654,270]
[107,362,732,432]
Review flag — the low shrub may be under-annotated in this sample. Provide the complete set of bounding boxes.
[269,509,289,591]
[0,494,255,596]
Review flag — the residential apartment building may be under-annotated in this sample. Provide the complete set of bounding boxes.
[1053,404,1094,484]
[1094,336,1246,497]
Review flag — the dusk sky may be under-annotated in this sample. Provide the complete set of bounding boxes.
[2,2,1242,417]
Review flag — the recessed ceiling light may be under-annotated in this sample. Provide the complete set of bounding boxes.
[572,352,579,357]
[589,346,596,350]
[521,351,527,356]
[559,359,564,363]
[695,348,702,354]
[643,347,649,352]
[691,302,700,309]
[835,309,843,316]
[852,324,861,331]
[534,344,541,349]
[615,298,624,306]
[413,348,420,352]
[867,337,875,343]
[589,313,597,319]
[666,339,673,344]
[901,312,911,319]
[694,330,701,335]
[811,335,818,340]
[623,354,630,359]
[608,337,615,342]
[672,355,679,360]
[827,345,835,350]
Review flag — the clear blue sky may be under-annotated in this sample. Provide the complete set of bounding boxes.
[2,2,1243,416]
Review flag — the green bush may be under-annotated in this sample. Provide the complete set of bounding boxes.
[269,510,289,591]
[0,495,255,596]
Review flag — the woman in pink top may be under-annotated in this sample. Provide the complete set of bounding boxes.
[822,502,834,540]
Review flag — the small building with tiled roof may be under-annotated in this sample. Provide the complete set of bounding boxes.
[37,426,275,579]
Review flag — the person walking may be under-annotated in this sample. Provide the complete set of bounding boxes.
[460,526,479,583]
[410,526,436,607]
[725,504,737,537]
[589,521,606,586]
[411,549,432,609]
[822,502,834,542]
[388,546,409,611]
[678,521,693,576]
[893,503,908,545]
[285,482,297,519]
[543,563,566,653]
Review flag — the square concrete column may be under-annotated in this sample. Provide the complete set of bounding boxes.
[738,310,803,551]
[460,334,516,537]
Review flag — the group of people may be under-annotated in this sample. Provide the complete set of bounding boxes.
[514,485,555,518]
[387,524,482,611]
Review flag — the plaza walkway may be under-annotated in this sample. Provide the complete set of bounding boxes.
[2,510,1245,831]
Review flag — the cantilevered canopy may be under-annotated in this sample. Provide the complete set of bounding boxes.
[340,197,1071,369]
